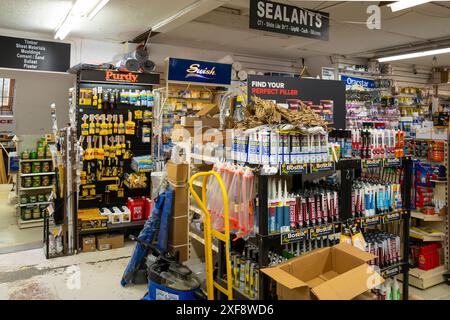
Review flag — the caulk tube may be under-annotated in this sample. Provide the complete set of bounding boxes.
[325,191,332,223]
[268,178,277,234]
[248,130,260,164]
[296,195,304,228]
[321,191,327,223]
[275,179,284,233]
[282,180,291,231]
[310,134,316,163]
[301,194,308,227]
[242,130,250,163]
[370,187,376,217]
[269,128,279,165]
[316,193,323,225]
[291,133,300,164]
[308,193,316,226]
[322,133,329,162]
[281,131,290,164]
[364,187,370,217]
[333,190,339,221]
[259,127,270,165]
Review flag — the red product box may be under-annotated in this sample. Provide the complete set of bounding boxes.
[127,197,146,221]
[418,243,441,270]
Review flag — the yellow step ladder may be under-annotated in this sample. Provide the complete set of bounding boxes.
[189,170,233,300]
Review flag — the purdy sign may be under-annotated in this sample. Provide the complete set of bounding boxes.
[341,75,375,89]
[0,36,70,72]
[167,57,232,86]
[249,0,329,41]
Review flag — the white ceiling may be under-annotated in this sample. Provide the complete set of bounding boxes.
[0,0,203,42]
[1,1,450,66]
[150,0,450,65]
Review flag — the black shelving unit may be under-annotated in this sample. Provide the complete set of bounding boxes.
[74,69,159,247]
[216,157,412,300]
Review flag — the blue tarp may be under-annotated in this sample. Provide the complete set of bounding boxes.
[121,186,174,287]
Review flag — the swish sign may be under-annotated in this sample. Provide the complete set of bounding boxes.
[167,57,231,86]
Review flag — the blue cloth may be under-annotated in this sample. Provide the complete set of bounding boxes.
[121,193,165,287]
[157,187,174,252]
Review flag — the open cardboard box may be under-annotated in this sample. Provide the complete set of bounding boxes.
[261,243,384,300]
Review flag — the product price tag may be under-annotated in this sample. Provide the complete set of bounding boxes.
[280,163,308,175]
[281,229,308,244]
[362,159,383,168]
[382,266,401,278]
[383,157,402,168]
[309,224,333,239]
[382,211,401,223]
[360,216,380,227]
[309,161,335,173]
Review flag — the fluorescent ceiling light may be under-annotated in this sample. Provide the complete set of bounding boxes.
[88,0,110,20]
[378,47,450,63]
[388,0,432,12]
[152,0,204,32]
[54,0,109,40]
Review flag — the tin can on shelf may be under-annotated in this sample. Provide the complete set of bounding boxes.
[38,194,46,202]
[32,176,41,188]
[20,195,28,204]
[21,151,30,160]
[37,147,45,159]
[22,177,32,188]
[32,207,41,219]
[41,175,50,186]
[30,151,38,159]
[46,145,52,158]
[22,208,32,220]
[22,163,31,174]
[42,161,50,173]
[29,195,37,203]
[32,162,41,173]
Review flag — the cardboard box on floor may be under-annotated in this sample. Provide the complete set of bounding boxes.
[261,243,384,300]
[82,235,96,252]
[96,234,124,251]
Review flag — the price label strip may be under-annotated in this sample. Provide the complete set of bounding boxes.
[309,161,335,174]
[382,266,401,278]
[281,229,308,244]
[360,216,381,228]
[280,163,308,175]
[383,157,402,168]
[382,211,401,223]
[362,159,383,169]
[309,224,334,239]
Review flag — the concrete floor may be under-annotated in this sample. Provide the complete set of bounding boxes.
[0,184,42,253]
[0,243,147,300]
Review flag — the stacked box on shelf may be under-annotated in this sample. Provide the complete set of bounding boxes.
[167,160,189,261]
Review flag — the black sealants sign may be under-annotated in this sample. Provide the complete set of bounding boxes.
[0,36,71,72]
[249,0,329,41]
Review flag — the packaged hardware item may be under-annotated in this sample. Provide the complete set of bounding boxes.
[268,178,339,233]
[231,127,331,165]
[350,128,405,159]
